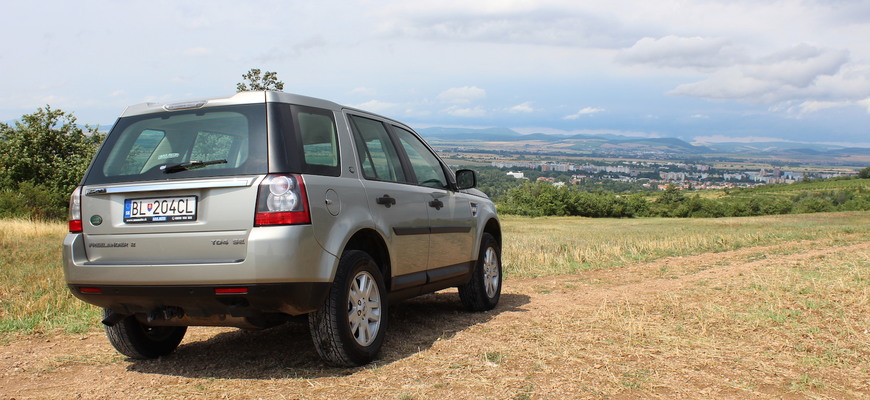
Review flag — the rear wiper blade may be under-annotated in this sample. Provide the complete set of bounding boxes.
[162,159,227,174]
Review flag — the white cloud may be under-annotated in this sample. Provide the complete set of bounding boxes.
[350,87,378,96]
[437,86,487,104]
[617,36,743,70]
[445,105,486,117]
[374,3,633,48]
[509,101,535,113]
[797,100,850,113]
[351,99,398,113]
[563,107,605,120]
[669,44,852,104]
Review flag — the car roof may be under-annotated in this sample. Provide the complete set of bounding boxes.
[119,91,345,117]
[118,90,415,133]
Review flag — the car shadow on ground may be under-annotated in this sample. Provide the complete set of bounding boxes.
[126,291,530,379]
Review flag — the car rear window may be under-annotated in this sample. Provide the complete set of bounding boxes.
[84,104,267,184]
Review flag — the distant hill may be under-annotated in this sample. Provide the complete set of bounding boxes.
[417,126,870,160]
[418,127,713,154]
[416,127,523,142]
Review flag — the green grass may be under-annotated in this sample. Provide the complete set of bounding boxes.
[500,211,870,278]
[0,219,100,335]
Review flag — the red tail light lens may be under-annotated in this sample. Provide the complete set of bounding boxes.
[69,186,83,233]
[254,175,311,226]
[215,287,248,295]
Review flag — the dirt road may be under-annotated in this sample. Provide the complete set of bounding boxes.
[2,238,868,399]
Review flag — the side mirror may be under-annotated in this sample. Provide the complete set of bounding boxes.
[455,169,477,190]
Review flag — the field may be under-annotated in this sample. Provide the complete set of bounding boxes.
[1,213,868,399]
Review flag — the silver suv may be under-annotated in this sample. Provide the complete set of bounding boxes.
[63,91,501,366]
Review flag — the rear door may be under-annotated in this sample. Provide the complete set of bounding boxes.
[347,114,432,290]
[79,104,268,265]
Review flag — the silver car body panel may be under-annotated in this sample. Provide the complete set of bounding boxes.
[63,90,499,321]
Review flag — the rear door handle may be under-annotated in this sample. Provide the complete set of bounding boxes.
[376,195,396,208]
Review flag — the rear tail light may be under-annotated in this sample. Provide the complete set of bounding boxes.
[254,174,311,226]
[69,186,83,232]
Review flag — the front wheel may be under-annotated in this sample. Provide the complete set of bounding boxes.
[458,232,502,311]
[309,250,388,367]
[103,309,187,359]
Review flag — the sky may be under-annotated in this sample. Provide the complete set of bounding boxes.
[2,0,870,146]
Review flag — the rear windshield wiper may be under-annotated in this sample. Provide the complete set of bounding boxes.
[162,159,227,174]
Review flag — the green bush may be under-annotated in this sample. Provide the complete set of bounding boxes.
[0,106,103,220]
[497,180,870,218]
[0,182,67,220]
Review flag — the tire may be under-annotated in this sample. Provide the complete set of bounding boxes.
[309,250,388,367]
[103,309,187,359]
[459,232,502,311]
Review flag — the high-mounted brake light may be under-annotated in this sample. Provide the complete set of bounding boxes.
[69,186,83,233]
[254,174,311,226]
[163,100,207,111]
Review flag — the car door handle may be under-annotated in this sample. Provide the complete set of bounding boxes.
[376,195,396,208]
[428,199,444,210]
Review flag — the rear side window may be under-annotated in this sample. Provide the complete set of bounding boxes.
[84,104,267,184]
[295,107,339,173]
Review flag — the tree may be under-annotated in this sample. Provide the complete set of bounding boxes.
[236,68,285,92]
[0,106,104,218]
[859,166,870,179]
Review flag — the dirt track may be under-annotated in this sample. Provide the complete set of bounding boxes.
[2,238,868,399]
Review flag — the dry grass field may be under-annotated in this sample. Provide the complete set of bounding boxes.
[1,213,868,399]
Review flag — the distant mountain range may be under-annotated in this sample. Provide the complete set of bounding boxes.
[416,127,870,158]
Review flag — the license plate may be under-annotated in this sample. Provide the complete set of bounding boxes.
[124,196,197,223]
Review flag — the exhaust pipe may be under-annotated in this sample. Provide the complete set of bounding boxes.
[101,311,126,326]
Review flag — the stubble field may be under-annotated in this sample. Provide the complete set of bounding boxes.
[1,213,868,399]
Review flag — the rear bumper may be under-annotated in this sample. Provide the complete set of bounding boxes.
[63,225,338,285]
[68,282,330,319]
[63,225,339,322]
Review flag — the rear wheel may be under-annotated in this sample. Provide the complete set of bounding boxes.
[103,309,187,359]
[309,250,387,366]
[459,233,502,311]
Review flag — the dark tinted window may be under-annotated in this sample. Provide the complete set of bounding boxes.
[348,115,406,183]
[84,104,267,184]
[292,106,340,176]
[393,126,448,189]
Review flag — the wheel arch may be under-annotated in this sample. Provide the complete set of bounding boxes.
[342,228,391,287]
[483,217,502,249]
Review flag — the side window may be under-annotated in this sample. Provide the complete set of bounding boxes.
[291,106,340,176]
[298,111,338,167]
[393,126,448,189]
[348,115,406,183]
